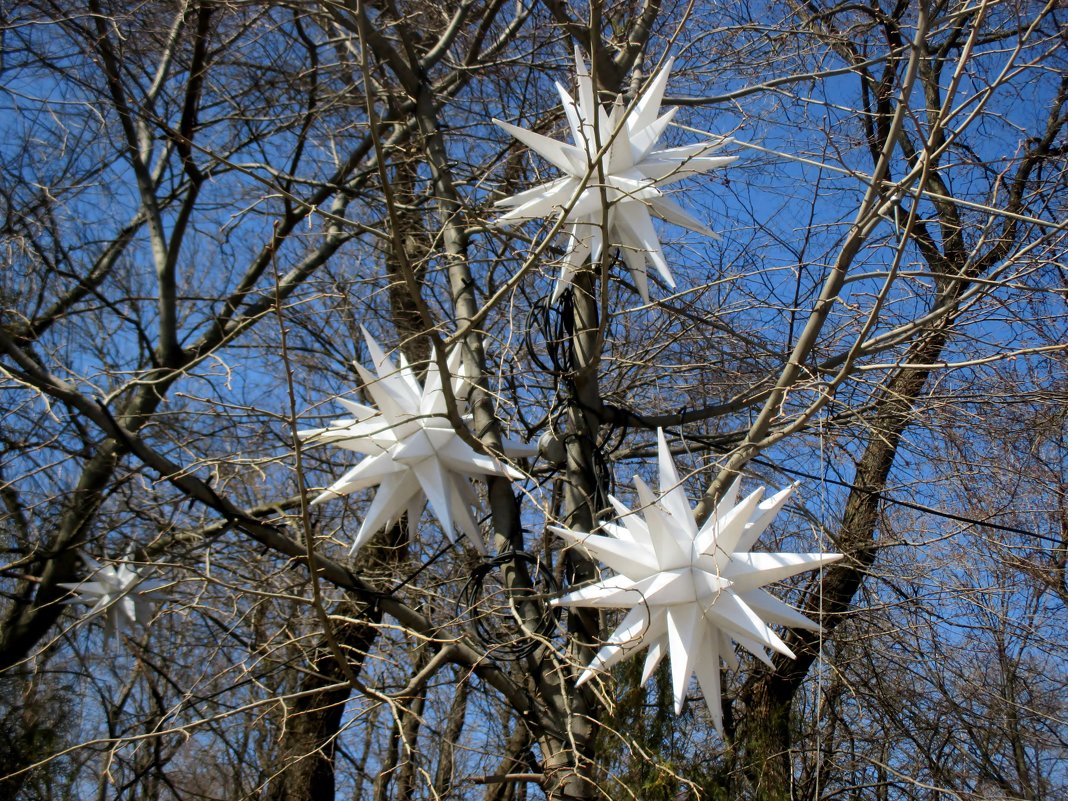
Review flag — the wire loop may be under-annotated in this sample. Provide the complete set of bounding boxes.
[456,550,560,660]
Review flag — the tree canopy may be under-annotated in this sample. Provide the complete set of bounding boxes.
[1,1,1065,800]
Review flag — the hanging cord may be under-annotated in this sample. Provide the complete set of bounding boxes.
[523,289,575,377]
[457,549,561,660]
[524,287,615,517]
[814,408,828,799]
[645,417,1049,542]
[351,515,483,608]
[387,539,457,596]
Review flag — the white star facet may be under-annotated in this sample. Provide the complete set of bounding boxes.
[493,50,735,302]
[550,430,841,732]
[59,555,168,643]
[299,329,535,554]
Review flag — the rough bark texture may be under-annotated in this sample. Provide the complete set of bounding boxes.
[266,605,380,801]
[736,322,949,799]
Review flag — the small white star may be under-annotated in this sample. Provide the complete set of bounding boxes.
[551,430,841,732]
[493,50,735,302]
[59,555,168,643]
[300,329,534,553]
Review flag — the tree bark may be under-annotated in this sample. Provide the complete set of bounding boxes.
[267,604,380,801]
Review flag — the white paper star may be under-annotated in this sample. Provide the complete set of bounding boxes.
[299,329,535,554]
[493,50,735,302]
[550,430,841,732]
[59,555,168,643]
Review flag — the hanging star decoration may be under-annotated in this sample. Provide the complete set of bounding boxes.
[493,50,735,302]
[59,555,169,643]
[550,430,841,732]
[299,329,535,554]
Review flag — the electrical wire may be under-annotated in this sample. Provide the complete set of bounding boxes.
[456,550,561,660]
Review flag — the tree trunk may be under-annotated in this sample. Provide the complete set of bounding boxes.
[736,327,951,800]
[267,605,380,801]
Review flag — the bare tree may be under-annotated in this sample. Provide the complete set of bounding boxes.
[1,1,1065,800]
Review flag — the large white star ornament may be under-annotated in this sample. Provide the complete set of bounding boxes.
[300,330,535,554]
[59,555,168,643]
[493,51,735,302]
[550,430,841,732]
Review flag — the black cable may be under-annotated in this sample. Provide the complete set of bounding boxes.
[654,425,1055,545]
[388,539,457,595]
[747,455,1059,545]
[456,550,560,660]
[523,289,576,377]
